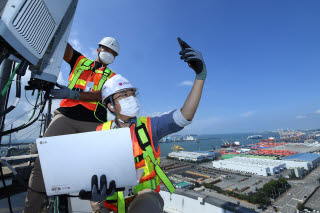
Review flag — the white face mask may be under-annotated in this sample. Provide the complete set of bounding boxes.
[99,51,115,65]
[118,96,141,117]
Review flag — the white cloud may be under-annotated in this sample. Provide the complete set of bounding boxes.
[179,80,193,86]
[90,47,97,59]
[296,115,306,119]
[57,72,67,85]
[240,111,255,117]
[70,38,82,51]
[315,109,320,114]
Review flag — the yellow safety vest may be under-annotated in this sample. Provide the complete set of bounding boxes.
[60,56,115,112]
[96,117,175,213]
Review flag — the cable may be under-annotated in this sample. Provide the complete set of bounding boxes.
[18,125,41,143]
[0,60,29,118]
[10,124,41,144]
[0,74,21,117]
[0,62,19,98]
[1,93,41,131]
[0,77,15,81]
[0,91,48,136]
[3,109,34,128]
[0,62,15,146]
[25,90,35,107]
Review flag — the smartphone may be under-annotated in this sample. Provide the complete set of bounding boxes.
[177,37,203,74]
[177,37,190,50]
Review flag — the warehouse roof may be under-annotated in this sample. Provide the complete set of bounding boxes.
[284,153,320,162]
[196,151,215,154]
[176,181,192,187]
[169,151,217,158]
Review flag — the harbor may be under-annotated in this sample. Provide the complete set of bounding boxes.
[2,130,320,212]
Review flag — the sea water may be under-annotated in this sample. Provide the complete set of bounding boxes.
[159,132,280,157]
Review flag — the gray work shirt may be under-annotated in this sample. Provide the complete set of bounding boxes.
[112,110,192,152]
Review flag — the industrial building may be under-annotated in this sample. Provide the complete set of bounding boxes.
[212,157,285,176]
[284,153,320,167]
[281,160,311,170]
[168,151,218,162]
[289,168,305,178]
[212,156,316,176]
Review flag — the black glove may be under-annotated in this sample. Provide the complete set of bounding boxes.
[178,37,207,80]
[79,175,116,202]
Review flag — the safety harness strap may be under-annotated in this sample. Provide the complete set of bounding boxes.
[135,119,152,150]
[136,177,159,193]
[117,191,125,213]
[97,67,112,90]
[135,118,176,194]
[68,59,94,89]
[134,154,144,163]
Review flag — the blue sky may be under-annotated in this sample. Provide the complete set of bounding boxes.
[4,0,320,141]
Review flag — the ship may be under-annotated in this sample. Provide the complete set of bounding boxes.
[184,135,197,141]
[247,135,262,139]
[159,135,198,143]
[221,140,231,148]
[231,141,241,147]
[260,137,276,142]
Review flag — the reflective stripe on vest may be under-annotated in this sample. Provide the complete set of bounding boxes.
[68,59,94,89]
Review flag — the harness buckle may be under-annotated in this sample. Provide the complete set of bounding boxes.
[74,88,83,92]
[135,124,152,151]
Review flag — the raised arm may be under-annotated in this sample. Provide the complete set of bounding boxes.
[178,38,207,121]
[63,43,74,63]
[181,79,204,121]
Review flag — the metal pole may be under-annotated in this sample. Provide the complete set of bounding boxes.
[39,114,43,137]
[8,123,12,146]
[43,97,52,133]
[39,114,46,137]
[0,59,13,144]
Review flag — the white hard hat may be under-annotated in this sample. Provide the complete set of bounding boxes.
[102,75,136,103]
[98,37,120,55]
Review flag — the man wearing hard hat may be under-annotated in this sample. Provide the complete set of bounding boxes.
[79,38,207,213]
[24,37,120,213]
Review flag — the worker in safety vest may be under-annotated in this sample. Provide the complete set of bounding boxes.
[79,38,207,213]
[24,37,119,213]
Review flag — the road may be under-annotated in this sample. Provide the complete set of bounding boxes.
[264,166,320,213]
[202,189,258,210]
